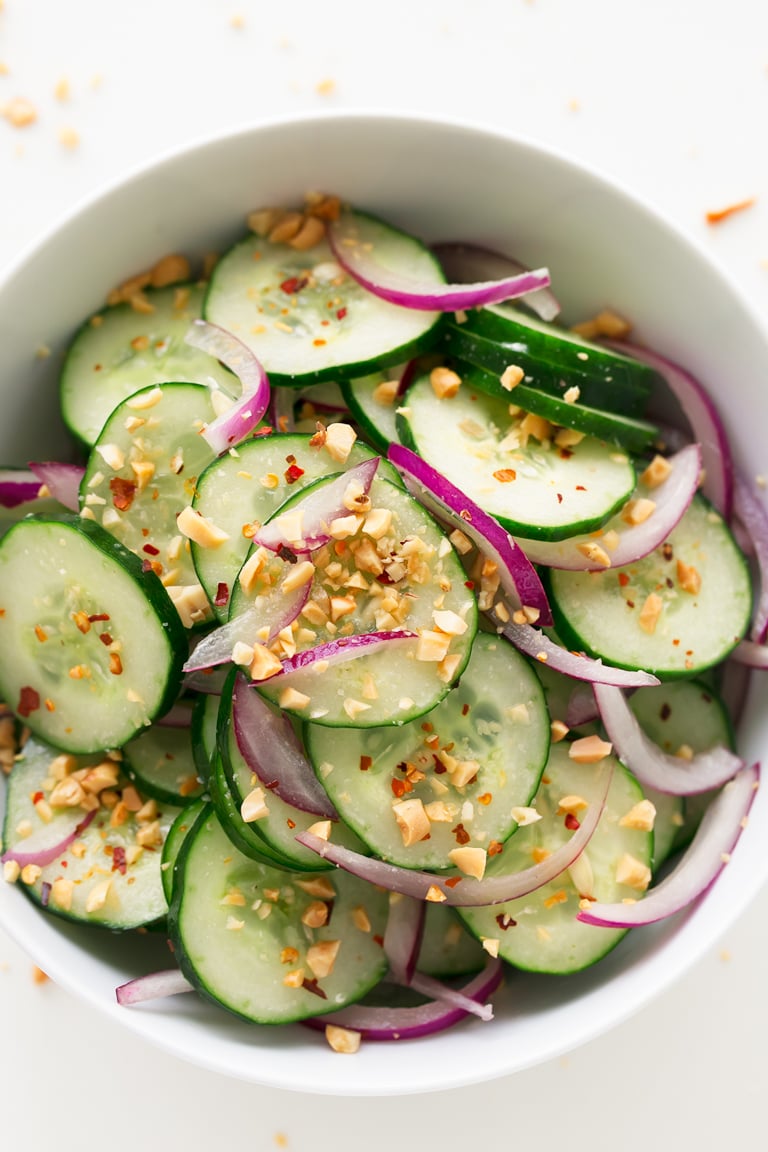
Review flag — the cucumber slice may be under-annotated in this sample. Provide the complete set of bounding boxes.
[123,708,205,805]
[169,804,389,1024]
[208,751,306,871]
[0,515,186,752]
[3,735,179,929]
[161,797,208,903]
[398,373,636,541]
[442,305,659,416]
[458,743,652,974]
[191,432,401,622]
[204,211,443,386]
[547,494,753,678]
[454,363,658,454]
[303,633,549,869]
[628,679,734,863]
[191,691,219,782]
[218,669,367,872]
[416,904,485,978]
[81,383,218,627]
[339,370,402,453]
[236,475,478,727]
[61,283,235,447]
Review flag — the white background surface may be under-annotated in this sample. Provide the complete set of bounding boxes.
[2,1,768,1147]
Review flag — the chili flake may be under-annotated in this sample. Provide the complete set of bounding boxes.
[18,686,40,717]
[109,476,136,511]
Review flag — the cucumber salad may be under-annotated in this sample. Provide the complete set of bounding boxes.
[0,192,764,1053]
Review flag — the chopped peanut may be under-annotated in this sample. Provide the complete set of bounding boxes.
[638,592,663,634]
[301,900,329,928]
[500,364,524,391]
[324,422,357,464]
[392,798,430,847]
[576,541,611,568]
[177,505,229,548]
[306,939,340,979]
[448,846,487,880]
[640,455,673,488]
[511,806,541,826]
[615,853,652,891]
[430,366,461,399]
[241,787,269,823]
[325,1024,362,1054]
[677,560,701,595]
[248,643,283,682]
[618,799,657,831]
[568,735,612,764]
[622,498,656,526]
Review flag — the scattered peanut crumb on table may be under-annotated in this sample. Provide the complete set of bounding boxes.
[58,126,79,150]
[567,97,581,112]
[0,960,10,973]
[54,77,70,102]
[719,949,732,963]
[230,13,245,28]
[32,966,49,984]
[273,1134,288,1149]
[0,62,9,76]
[705,197,756,225]
[2,96,37,127]
[89,74,103,89]
[316,78,336,96]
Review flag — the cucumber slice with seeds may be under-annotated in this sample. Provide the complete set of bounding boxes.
[123,707,205,805]
[398,374,636,542]
[61,283,235,447]
[204,210,444,387]
[547,495,752,677]
[0,515,186,752]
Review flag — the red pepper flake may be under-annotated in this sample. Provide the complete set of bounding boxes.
[32,791,44,805]
[464,580,475,590]
[18,686,40,717]
[618,572,630,587]
[280,275,308,295]
[109,476,136,511]
[373,934,384,947]
[662,543,674,561]
[488,840,504,857]
[277,545,298,564]
[444,876,462,889]
[493,468,516,483]
[313,339,327,347]
[559,449,573,460]
[254,425,274,438]
[556,493,564,504]
[575,485,587,492]
[421,721,433,733]
[461,703,470,716]
[359,755,372,772]
[286,819,296,830]
[301,977,328,1000]
[112,845,127,875]
[214,582,230,607]
[284,462,305,484]
[660,702,671,721]
[564,812,581,831]
[44,699,55,712]
[452,822,470,845]
[88,613,110,623]
[336,307,347,320]
[109,652,123,676]
[706,197,756,225]
[459,509,472,522]
[142,543,160,556]
[477,792,492,806]
[391,777,412,798]
[99,632,113,646]
[496,912,516,929]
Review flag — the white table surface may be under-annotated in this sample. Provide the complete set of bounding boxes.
[2,1,768,1146]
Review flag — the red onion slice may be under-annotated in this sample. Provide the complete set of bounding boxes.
[184,319,270,455]
[328,213,550,313]
[608,340,733,519]
[155,701,193,729]
[28,461,84,512]
[1,809,96,868]
[407,970,494,1022]
[518,445,701,571]
[732,472,768,643]
[388,443,551,626]
[565,684,599,729]
[296,759,612,907]
[383,894,426,985]
[182,581,311,674]
[593,682,743,796]
[303,956,503,1041]
[116,968,194,1006]
[232,672,337,818]
[431,240,561,322]
[578,761,760,928]
[273,630,418,679]
[495,619,660,688]
[0,469,46,508]
[730,639,768,669]
[254,457,380,553]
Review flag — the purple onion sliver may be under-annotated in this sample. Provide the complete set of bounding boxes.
[28,461,85,512]
[329,214,551,313]
[577,761,760,928]
[275,630,418,678]
[388,442,551,625]
[1,809,96,868]
[382,894,426,985]
[593,682,743,796]
[408,970,494,1022]
[730,640,768,670]
[295,760,612,907]
[254,457,379,553]
[431,240,561,321]
[608,340,733,519]
[496,619,659,688]
[732,472,768,643]
[116,969,194,1006]
[565,684,599,729]
[184,319,270,454]
[303,957,503,1041]
[233,672,337,819]
[155,701,194,729]
[0,469,46,508]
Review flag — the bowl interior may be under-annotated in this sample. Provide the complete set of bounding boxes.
[1,110,766,1095]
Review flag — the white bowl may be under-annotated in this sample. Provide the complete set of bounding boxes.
[1,110,767,1096]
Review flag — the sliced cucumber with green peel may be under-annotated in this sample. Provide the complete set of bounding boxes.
[204,211,443,386]
[458,743,652,974]
[303,633,549,869]
[0,515,186,752]
[237,475,478,727]
[398,373,636,541]
[191,691,219,782]
[161,797,208,903]
[123,708,204,805]
[547,495,752,678]
[169,804,389,1024]
[191,432,401,622]
[416,904,485,978]
[339,370,403,453]
[442,304,659,416]
[208,751,306,871]
[61,283,235,447]
[81,383,218,626]
[3,735,179,929]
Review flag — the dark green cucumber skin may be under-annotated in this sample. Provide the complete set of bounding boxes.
[0,513,187,752]
[455,363,658,454]
[209,751,307,872]
[161,797,208,903]
[441,322,649,419]
[191,692,218,784]
[338,378,393,455]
